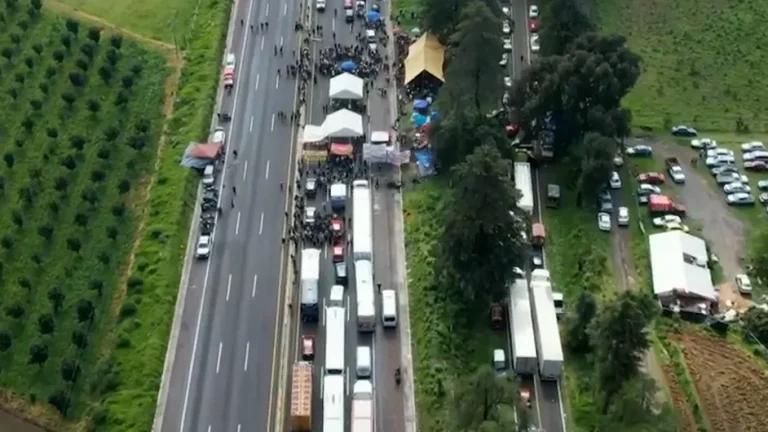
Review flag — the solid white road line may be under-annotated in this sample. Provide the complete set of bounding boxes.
[259,212,264,235]
[244,341,251,371]
[275,75,280,90]
[345,367,350,396]
[179,0,255,426]
[226,274,232,302]
[255,74,260,90]
[216,342,223,374]
[242,161,248,181]
[235,212,241,235]
[249,116,254,132]
[252,274,258,298]
[265,160,270,179]
[270,113,275,131]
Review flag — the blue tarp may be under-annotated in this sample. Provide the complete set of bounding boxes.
[366,10,381,22]
[413,99,428,109]
[411,112,428,127]
[413,148,436,177]
[340,60,356,72]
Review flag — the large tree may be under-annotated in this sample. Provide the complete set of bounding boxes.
[511,33,640,155]
[422,0,501,40]
[570,132,616,199]
[589,291,657,414]
[440,145,527,302]
[539,0,595,56]
[599,375,680,431]
[446,365,528,431]
[563,291,597,353]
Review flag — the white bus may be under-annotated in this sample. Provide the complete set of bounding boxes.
[300,248,321,321]
[325,306,346,374]
[352,180,373,261]
[323,375,345,432]
[355,260,376,332]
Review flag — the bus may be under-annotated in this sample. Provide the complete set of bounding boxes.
[352,180,373,261]
[300,248,321,321]
[355,260,376,332]
[323,375,345,432]
[324,306,346,375]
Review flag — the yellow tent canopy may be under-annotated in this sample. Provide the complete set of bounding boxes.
[404,33,445,85]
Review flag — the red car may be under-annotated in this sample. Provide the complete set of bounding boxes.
[529,19,539,32]
[330,217,344,239]
[301,335,315,360]
[636,172,665,184]
[332,242,344,262]
[520,386,532,408]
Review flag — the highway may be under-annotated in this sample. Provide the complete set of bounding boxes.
[284,2,407,432]
[156,0,306,429]
[506,0,567,429]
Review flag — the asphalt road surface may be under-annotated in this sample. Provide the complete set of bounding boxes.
[284,3,406,432]
[158,0,305,429]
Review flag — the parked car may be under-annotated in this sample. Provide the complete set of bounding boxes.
[725,192,755,206]
[613,153,624,167]
[652,214,682,227]
[304,206,317,223]
[617,207,629,226]
[502,20,511,34]
[334,261,348,285]
[202,164,215,186]
[301,335,315,360]
[597,190,613,213]
[332,242,345,262]
[744,161,768,171]
[504,76,512,87]
[490,303,505,329]
[637,184,662,195]
[664,221,689,233]
[503,38,513,51]
[723,182,751,194]
[710,164,738,176]
[212,126,226,144]
[493,349,508,375]
[529,19,539,32]
[690,138,717,149]
[736,274,753,294]
[196,235,212,259]
[502,6,510,16]
[528,4,539,17]
[671,125,697,136]
[668,165,686,183]
[499,53,508,67]
[305,178,318,198]
[743,151,768,162]
[705,155,736,166]
[598,212,611,231]
[716,172,748,185]
[760,192,768,204]
[626,145,653,156]
[758,180,768,190]
[530,34,540,52]
[741,141,765,152]
[636,172,665,184]
[706,148,734,158]
[531,251,544,268]
[609,171,621,189]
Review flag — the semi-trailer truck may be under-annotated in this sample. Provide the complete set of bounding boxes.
[530,280,564,380]
[289,362,312,431]
[509,278,538,375]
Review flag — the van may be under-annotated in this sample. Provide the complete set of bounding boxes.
[356,346,372,378]
[381,290,397,328]
[329,285,344,307]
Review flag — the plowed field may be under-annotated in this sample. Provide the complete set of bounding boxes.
[669,330,768,432]
[659,361,697,432]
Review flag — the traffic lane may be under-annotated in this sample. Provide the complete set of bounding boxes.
[539,381,564,432]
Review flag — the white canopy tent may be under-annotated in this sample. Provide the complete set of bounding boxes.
[323,109,364,138]
[301,125,327,143]
[329,73,364,100]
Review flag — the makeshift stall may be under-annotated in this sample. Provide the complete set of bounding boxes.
[322,109,364,138]
[329,73,364,100]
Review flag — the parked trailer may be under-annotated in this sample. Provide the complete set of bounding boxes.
[352,180,373,261]
[509,278,538,375]
[300,248,321,321]
[290,362,313,431]
[351,380,374,432]
[323,375,345,432]
[514,162,535,214]
[325,306,346,374]
[355,260,376,332]
[530,280,564,380]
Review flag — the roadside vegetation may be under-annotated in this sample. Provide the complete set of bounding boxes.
[0,0,230,430]
[595,0,768,133]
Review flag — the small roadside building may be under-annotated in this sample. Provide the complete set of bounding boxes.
[648,231,717,316]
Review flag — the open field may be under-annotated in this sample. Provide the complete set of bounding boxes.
[0,0,167,427]
[403,179,508,432]
[667,328,768,432]
[595,0,768,133]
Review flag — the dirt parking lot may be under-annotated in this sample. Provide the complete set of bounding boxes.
[670,329,768,432]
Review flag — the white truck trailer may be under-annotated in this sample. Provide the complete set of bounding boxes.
[323,375,345,432]
[351,380,374,432]
[530,280,564,380]
[300,248,321,321]
[352,180,373,261]
[513,162,535,214]
[509,278,538,375]
[355,260,376,332]
[325,306,346,375]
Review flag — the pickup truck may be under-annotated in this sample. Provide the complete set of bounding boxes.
[665,157,686,183]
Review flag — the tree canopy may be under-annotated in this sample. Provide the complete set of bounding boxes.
[439,145,527,302]
[539,0,594,56]
[570,132,617,200]
[422,0,500,40]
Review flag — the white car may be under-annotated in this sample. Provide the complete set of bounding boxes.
[613,153,624,167]
[597,212,611,232]
[502,20,511,34]
[690,138,716,149]
[196,235,212,259]
[528,4,539,18]
[665,222,689,232]
[305,206,317,223]
[504,76,512,87]
[503,38,513,51]
[212,127,226,144]
[668,165,686,183]
[723,182,751,194]
[609,171,621,189]
[705,155,735,167]
[502,6,510,17]
[743,151,768,162]
[499,53,508,67]
[530,34,540,52]
[316,0,326,10]
[225,53,236,68]
[202,164,215,186]
[736,274,752,294]
[617,207,629,226]
[638,183,661,195]
[652,214,681,227]
[705,148,734,158]
[741,141,765,152]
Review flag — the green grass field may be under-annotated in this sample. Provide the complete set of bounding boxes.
[595,0,768,133]
[0,0,167,424]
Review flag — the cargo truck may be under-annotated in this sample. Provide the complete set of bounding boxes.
[300,249,321,321]
[352,180,373,261]
[290,362,313,431]
[530,280,563,380]
[509,278,538,375]
[351,380,374,432]
[513,162,535,214]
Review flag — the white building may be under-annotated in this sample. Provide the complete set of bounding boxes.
[648,231,716,314]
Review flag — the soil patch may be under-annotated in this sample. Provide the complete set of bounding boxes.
[659,361,698,432]
[670,329,768,432]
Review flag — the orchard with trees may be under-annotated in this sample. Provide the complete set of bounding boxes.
[0,0,166,421]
